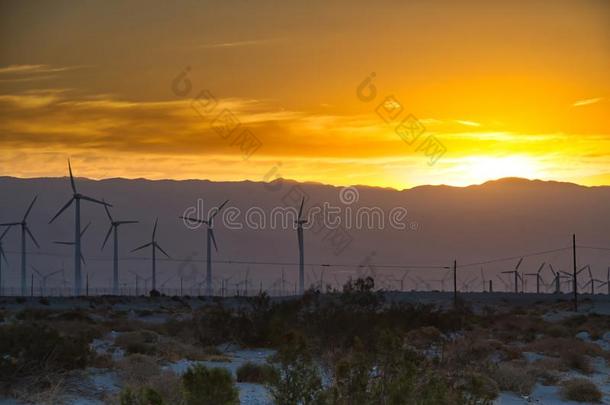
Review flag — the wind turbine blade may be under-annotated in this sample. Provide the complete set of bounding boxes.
[298,197,304,220]
[101,224,113,250]
[80,221,92,237]
[116,220,138,225]
[81,195,111,206]
[0,222,20,227]
[210,199,229,220]
[152,218,158,240]
[54,241,74,245]
[68,159,77,193]
[30,265,42,277]
[179,216,206,224]
[49,198,74,223]
[155,243,170,258]
[537,262,546,273]
[103,201,113,222]
[0,226,12,240]
[515,257,524,270]
[80,253,86,265]
[22,195,38,222]
[25,227,40,248]
[218,199,229,211]
[0,248,8,265]
[210,229,218,252]
[131,242,153,252]
[48,269,63,277]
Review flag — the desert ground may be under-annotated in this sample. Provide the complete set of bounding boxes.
[1,286,609,404]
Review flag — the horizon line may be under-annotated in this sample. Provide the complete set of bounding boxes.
[1,174,606,192]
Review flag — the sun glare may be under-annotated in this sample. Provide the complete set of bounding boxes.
[459,156,542,185]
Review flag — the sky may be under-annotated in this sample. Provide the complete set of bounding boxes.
[0,0,609,189]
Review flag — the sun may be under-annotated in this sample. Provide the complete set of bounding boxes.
[458,155,542,185]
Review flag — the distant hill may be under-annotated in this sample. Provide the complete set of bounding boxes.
[1,176,609,292]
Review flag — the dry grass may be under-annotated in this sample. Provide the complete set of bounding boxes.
[116,354,162,387]
[144,370,184,403]
[526,337,603,373]
[561,378,602,403]
[11,373,67,405]
[489,362,536,395]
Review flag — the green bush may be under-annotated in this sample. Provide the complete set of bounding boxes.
[235,362,277,384]
[561,378,602,403]
[268,332,327,405]
[0,323,91,385]
[120,387,165,405]
[182,364,239,405]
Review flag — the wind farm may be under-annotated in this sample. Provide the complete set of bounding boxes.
[2,1,610,403]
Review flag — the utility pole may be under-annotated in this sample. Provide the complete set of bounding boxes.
[489,279,493,293]
[453,260,457,308]
[572,234,577,312]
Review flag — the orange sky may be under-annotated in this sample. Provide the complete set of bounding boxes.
[0,0,609,189]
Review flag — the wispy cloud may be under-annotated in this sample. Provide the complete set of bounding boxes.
[199,38,282,49]
[0,64,91,77]
[573,97,604,107]
[455,120,481,127]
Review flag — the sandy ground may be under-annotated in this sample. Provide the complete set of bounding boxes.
[2,292,610,404]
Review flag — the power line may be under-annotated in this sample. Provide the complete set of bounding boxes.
[577,245,610,253]
[457,246,572,269]
[5,245,580,272]
[3,250,448,270]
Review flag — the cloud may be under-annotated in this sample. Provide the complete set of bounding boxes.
[0,64,91,81]
[455,120,481,127]
[198,38,283,49]
[572,97,604,107]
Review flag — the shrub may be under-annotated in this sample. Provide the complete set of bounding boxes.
[561,351,593,374]
[0,323,91,385]
[182,364,239,405]
[117,354,161,387]
[120,386,164,405]
[236,362,277,384]
[116,330,159,355]
[147,371,185,404]
[561,378,602,403]
[268,332,327,405]
[460,373,499,404]
[490,362,535,395]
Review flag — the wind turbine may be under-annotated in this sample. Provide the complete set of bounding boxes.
[31,265,62,296]
[559,265,589,293]
[131,219,170,294]
[54,221,92,265]
[49,160,110,295]
[0,226,11,295]
[101,203,138,295]
[496,273,511,292]
[582,278,604,295]
[524,262,546,294]
[180,199,229,297]
[548,264,566,293]
[295,197,307,295]
[502,257,524,293]
[1,196,40,296]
